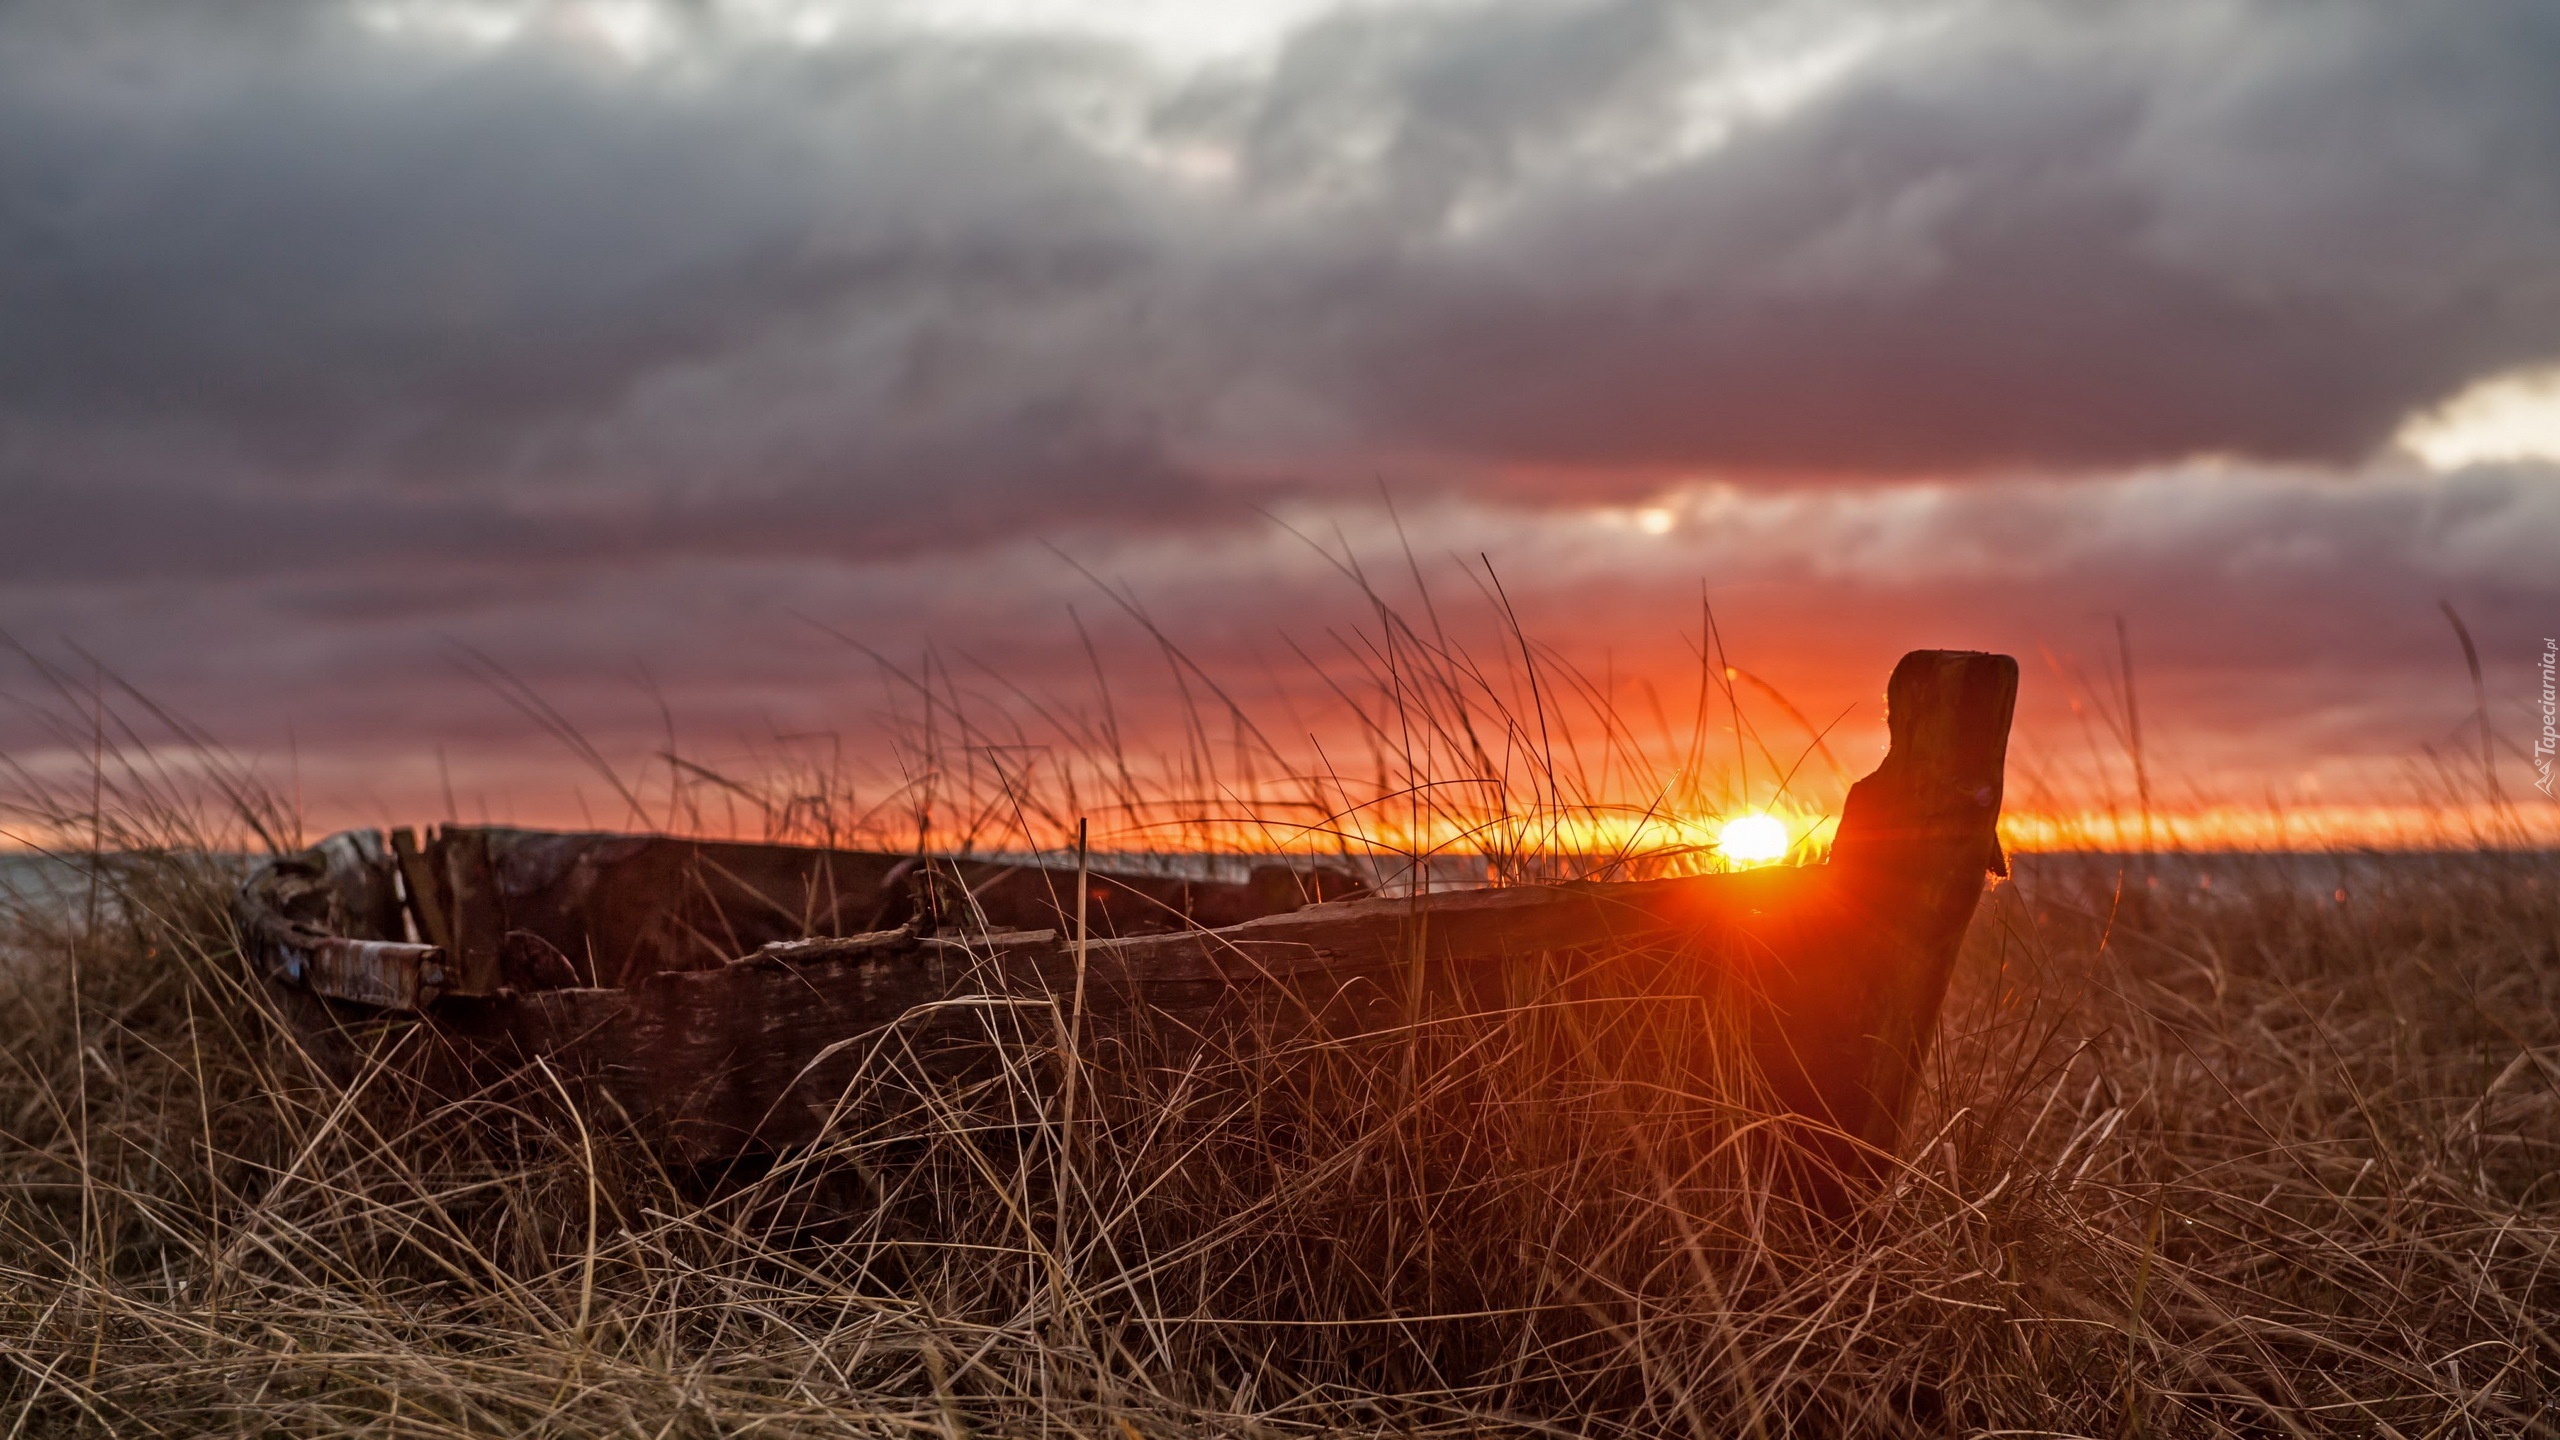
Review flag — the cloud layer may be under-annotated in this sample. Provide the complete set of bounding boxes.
[8,0,2560,578]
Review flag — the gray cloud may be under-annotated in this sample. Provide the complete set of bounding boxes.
[1,0,1224,572]
[4,0,2560,584]
[1234,0,2560,473]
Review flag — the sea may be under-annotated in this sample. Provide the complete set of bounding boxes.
[0,851,91,910]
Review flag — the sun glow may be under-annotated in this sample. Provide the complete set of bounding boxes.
[1715,812,1791,866]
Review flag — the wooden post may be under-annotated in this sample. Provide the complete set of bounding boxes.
[436,827,507,997]
[1750,649,2018,1194]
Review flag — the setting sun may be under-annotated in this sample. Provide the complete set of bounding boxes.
[1715,812,1791,866]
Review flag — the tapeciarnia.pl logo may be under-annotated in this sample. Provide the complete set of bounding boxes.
[2537,637,2557,797]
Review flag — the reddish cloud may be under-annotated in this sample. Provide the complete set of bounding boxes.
[5,462,2552,839]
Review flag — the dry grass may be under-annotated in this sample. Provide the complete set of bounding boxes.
[4,841,2556,1435]
[3,595,2557,1437]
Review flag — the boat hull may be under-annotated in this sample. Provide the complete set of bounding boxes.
[237,650,2018,1190]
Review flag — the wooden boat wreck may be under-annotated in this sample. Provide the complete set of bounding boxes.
[238,650,2017,1185]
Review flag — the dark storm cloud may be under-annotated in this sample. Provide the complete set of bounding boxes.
[1209,0,2560,473]
[5,0,2560,579]
[0,0,1222,570]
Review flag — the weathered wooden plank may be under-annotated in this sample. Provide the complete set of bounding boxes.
[436,872,1805,1160]
[397,826,1368,987]
[304,937,448,1011]
[437,827,506,996]
[388,826,450,951]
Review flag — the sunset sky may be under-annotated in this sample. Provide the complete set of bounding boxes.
[5,0,2557,848]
